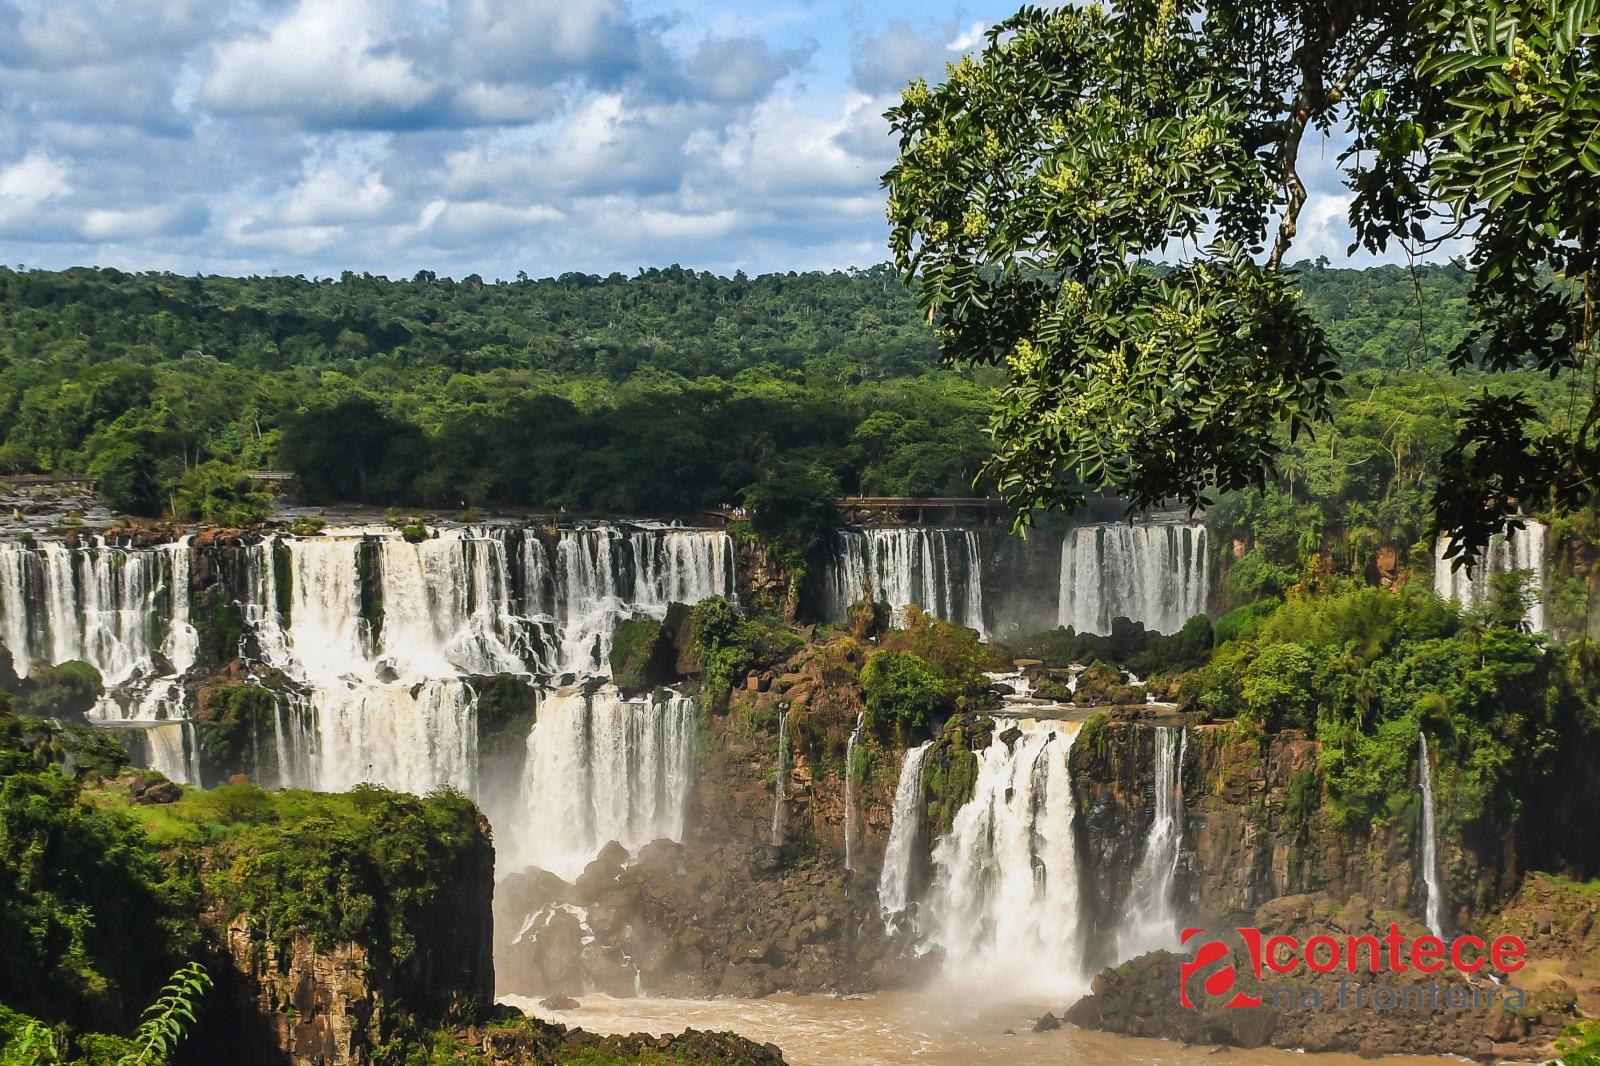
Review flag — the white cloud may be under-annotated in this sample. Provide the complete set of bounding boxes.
[283,167,396,226]
[946,21,986,50]
[0,151,70,228]
[79,201,202,240]
[201,0,436,128]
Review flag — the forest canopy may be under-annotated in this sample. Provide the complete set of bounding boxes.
[0,260,1573,570]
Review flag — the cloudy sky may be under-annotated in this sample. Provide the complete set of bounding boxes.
[0,0,1386,280]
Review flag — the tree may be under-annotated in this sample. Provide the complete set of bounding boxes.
[884,1,1598,556]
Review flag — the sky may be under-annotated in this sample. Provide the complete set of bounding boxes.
[0,0,1399,280]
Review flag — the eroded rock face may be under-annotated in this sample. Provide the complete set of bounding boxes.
[495,838,923,1001]
[221,921,383,1064]
[1070,720,1517,956]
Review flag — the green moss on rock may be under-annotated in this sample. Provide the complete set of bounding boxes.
[609,618,675,698]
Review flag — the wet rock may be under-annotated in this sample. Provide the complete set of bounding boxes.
[1032,1012,1060,1032]
[539,994,579,1011]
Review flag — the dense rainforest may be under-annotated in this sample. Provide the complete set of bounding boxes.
[0,262,1578,563]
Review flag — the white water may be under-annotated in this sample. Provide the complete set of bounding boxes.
[139,720,201,785]
[771,707,790,847]
[923,719,1086,999]
[827,528,986,637]
[1419,734,1445,938]
[1434,519,1547,632]
[0,524,730,881]
[0,539,179,684]
[313,678,479,795]
[511,685,697,880]
[877,740,932,926]
[549,526,735,676]
[161,537,199,675]
[844,711,865,871]
[1059,522,1209,635]
[1116,727,1186,959]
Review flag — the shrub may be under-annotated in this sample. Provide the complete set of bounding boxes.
[860,650,954,734]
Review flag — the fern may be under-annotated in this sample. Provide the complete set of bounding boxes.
[117,963,212,1066]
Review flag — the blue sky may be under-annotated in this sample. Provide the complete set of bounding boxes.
[0,0,1392,280]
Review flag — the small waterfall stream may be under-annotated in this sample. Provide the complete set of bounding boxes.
[1117,727,1187,959]
[877,740,932,928]
[844,712,865,871]
[771,708,789,847]
[1419,734,1445,937]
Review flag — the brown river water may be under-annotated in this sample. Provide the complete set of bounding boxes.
[500,991,1464,1065]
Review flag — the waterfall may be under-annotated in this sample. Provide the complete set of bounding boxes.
[511,686,696,880]
[1434,519,1547,632]
[877,740,932,925]
[827,528,986,636]
[161,537,198,675]
[280,536,368,684]
[629,527,736,609]
[137,720,201,785]
[270,691,318,789]
[0,540,187,685]
[1059,522,1210,636]
[0,522,728,882]
[548,526,735,677]
[312,678,479,796]
[922,719,1085,998]
[844,712,865,871]
[240,535,290,666]
[373,531,524,679]
[1419,734,1445,938]
[1117,727,1187,959]
[771,708,789,847]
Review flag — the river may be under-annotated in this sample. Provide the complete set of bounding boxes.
[501,992,1461,1065]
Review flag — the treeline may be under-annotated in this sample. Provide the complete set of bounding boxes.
[0,259,1574,544]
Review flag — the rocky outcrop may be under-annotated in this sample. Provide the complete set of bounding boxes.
[1062,897,1573,1061]
[496,839,920,1001]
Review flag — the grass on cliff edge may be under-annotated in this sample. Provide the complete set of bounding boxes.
[87,779,491,963]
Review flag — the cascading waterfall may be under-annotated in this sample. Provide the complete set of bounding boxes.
[0,539,174,684]
[313,678,479,795]
[826,528,986,636]
[511,686,696,880]
[1117,727,1187,959]
[844,712,865,871]
[1419,734,1445,938]
[1059,522,1210,635]
[280,535,368,684]
[877,740,932,926]
[0,522,731,880]
[1434,519,1547,632]
[547,526,736,677]
[922,719,1086,998]
[771,708,789,847]
[374,531,525,679]
[629,526,736,610]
